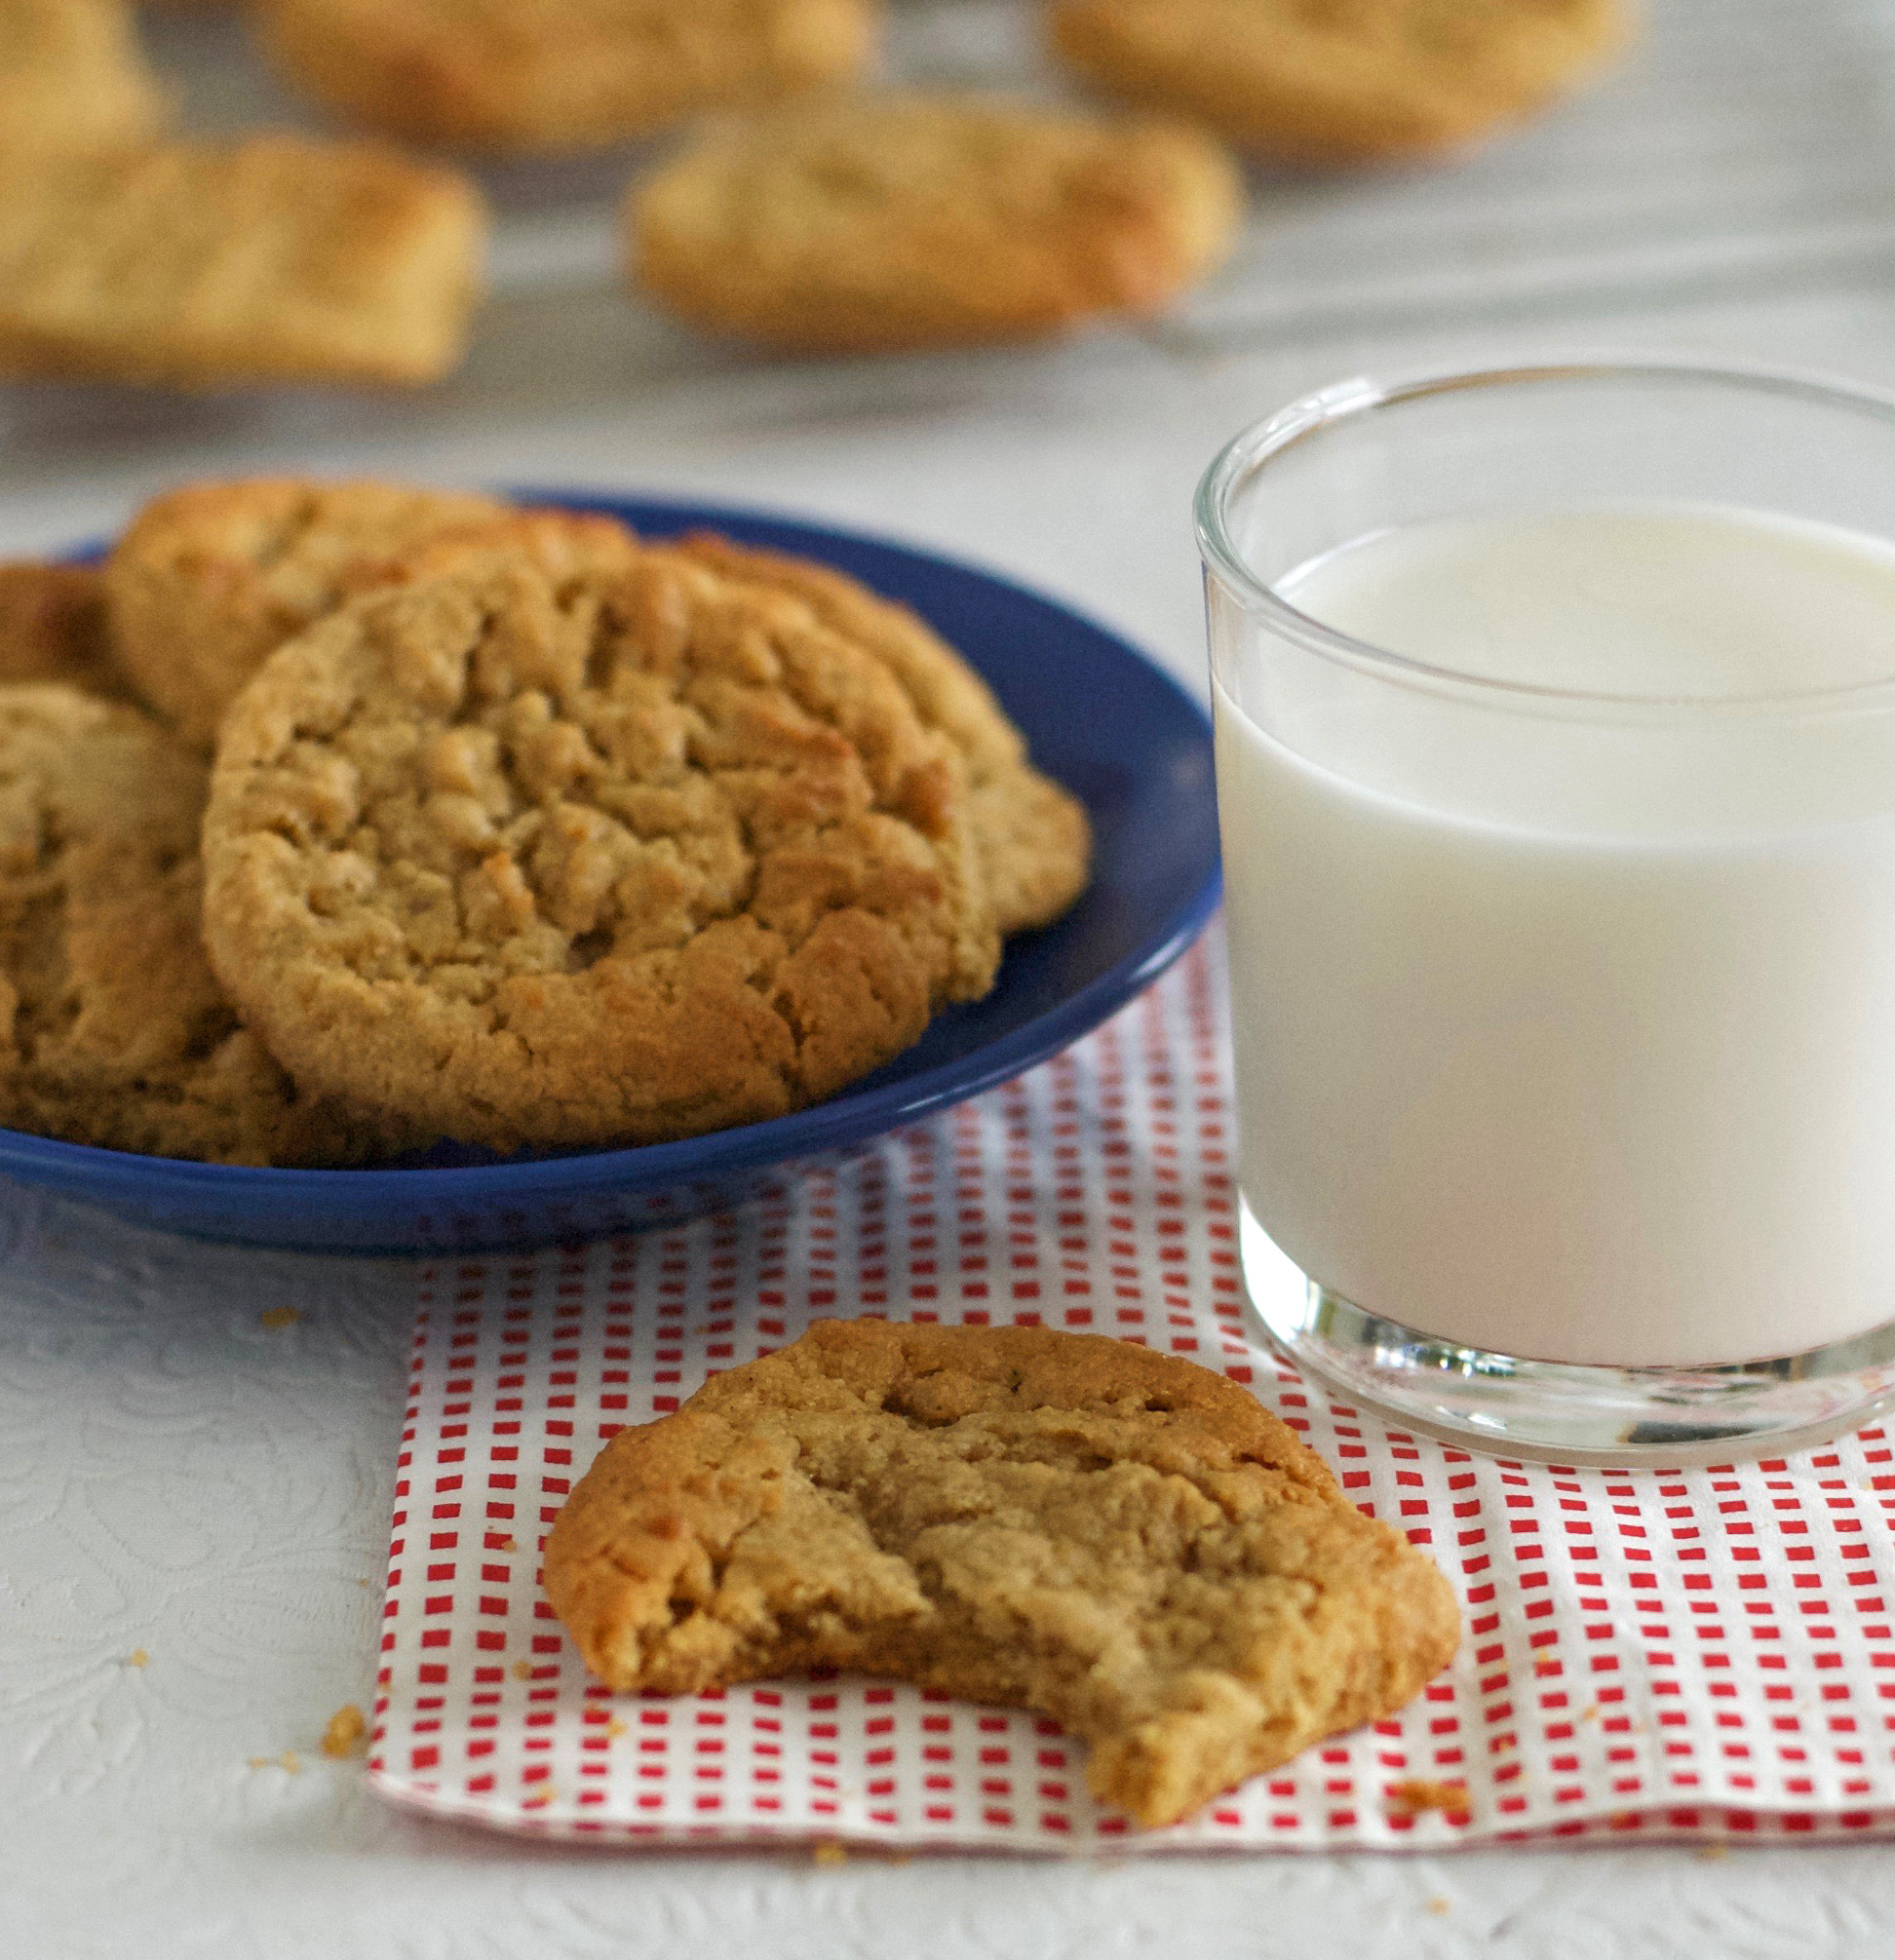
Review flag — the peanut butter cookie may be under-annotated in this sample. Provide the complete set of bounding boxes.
[201,549,1001,1153]
[105,479,512,748]
[628,93,1244,353]
[0,135,487,389]
[545,1319,1460,1828]
[260,0,878,155]
[0,683,388,1163]
[0,562,126,699]
[672,536,1090,934]
[1052,0,1632,162]
[0,0,168,159]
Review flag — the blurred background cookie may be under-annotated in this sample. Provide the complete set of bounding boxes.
[105,478,511,745]
[255,0,880,155]
[0,134,487,390]
[1050,0,1634,163]
[0,561,127,698]
[627,93,1244,353]
[0,682,393,1163]
[0,0,169,158]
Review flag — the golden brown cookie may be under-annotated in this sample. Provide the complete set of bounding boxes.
[0,561,127,699]
[0,683,391,1164]
[1051,0,1632,162]
[201,548,1002,1154]
[258,0,879,155]
[545,1319,1460,1828]
[0,135,487,389]
[675,535,1089,934]
[105,479,513,748]
[0,0,169,159]
[627,93,1244,354]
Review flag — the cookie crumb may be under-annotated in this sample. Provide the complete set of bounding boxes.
[251,1749,301,1773]
[498,1536,518,1554]
[125,1648,149,1669]
[259,1306,300,1329]
[1424,1896,1452,1917]
[1581,1703,1601,1722]
[522,1786,557,1810]
[605,1717,628,1740]
[1696,1843,1729,1862]
[321,1704,367,1758]
[1387,1779,1469,1815]
[511,1660,533,1681]
[811,1841,848,1867]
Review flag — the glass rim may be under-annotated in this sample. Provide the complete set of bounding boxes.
[1193,359,1895,718]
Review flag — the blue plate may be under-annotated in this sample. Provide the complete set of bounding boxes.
[1,496,1218,1252]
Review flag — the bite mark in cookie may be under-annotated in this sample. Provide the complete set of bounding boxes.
[545,1319,1460,1827]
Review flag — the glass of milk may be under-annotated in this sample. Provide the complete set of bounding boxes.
[1199,362,1895,1463]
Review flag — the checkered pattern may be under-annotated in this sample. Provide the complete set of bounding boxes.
[369,923,1895,1848]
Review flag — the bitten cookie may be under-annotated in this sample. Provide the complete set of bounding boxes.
[0,135,487,389]
[671,536,1090,934]
[259,0,878,155]
[0,683,389,1163]
[1051,0,1632,162]
[545,1319,1460,1829]
[0,0,169,158]
[0,562,126,699]
[628,93,1244,353]
[201,549,1001,1153]
[105,479,512,748]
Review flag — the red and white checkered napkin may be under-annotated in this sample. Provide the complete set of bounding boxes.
[368,924,1895,1851]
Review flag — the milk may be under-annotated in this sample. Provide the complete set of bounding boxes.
[1217,504,1895,1367]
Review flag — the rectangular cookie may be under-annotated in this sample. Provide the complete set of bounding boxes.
[0,134,487,387]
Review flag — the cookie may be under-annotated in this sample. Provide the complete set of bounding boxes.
[0,683,389,1164]
[0,0,169,159]
[201,548,1002,1153]
[0,561,127,699]
[628,93,1244,353]
[0,135,487,389]
[675,535,1089,934]
[1051,0,1632,162]
[545,1319,1460,1828]
[105,479,513,748]
[259,0,879,155]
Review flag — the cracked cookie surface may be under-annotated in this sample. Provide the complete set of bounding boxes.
[672,534,1090,935]
[0,683,389,1163]
[201,549,1001,1152]
[544,1319,1460,1827]
[1052,0,1631,162]
[106,478,510,749]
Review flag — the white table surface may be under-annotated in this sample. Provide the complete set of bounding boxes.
[9,4,1895,1952]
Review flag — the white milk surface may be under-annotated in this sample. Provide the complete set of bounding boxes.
[1218,504,1895,1367]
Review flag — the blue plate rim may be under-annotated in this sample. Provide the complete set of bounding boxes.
[0,492,1219,1208]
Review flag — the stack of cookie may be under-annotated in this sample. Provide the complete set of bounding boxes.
[0,480,1089,1164]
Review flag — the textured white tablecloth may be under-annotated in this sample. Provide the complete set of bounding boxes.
[11,3,1895,1952]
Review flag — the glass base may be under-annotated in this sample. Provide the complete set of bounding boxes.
[1241,1199,1895,1466]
